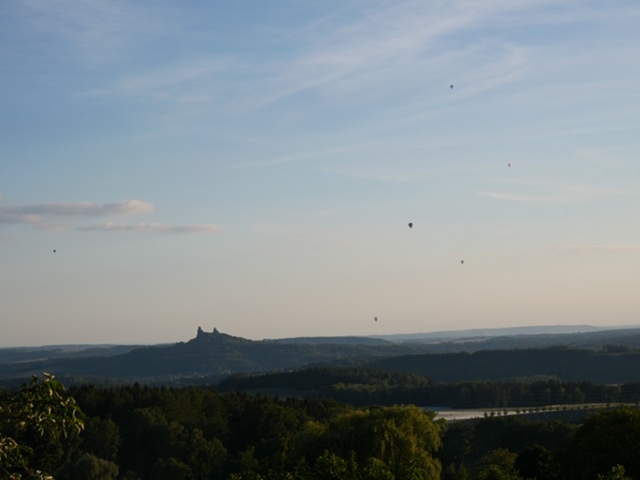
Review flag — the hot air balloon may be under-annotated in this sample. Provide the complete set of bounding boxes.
[374,316,378,322]
[408,222,413,229]
[508,162,511,167]
[53,249,56,253]
[450,84,454,89]
[461,260,464,264]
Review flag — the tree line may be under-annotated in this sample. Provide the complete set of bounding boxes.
[367,347,640,383]
[3,375,640,479]
[217,366,640,408]
[5,341,640,386]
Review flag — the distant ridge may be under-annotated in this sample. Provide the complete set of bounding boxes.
[267,336,390,346]
[3,325,640,386]
[195,327,389,346]
[371,325,627,342]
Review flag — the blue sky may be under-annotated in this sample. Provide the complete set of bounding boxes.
[2,1,640,347]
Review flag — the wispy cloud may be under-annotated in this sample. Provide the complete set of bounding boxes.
[479,191,580,204]
[0,197,220,235]
[77,1,546,114]
[33,0,636,153]
[78,222,221,234]
[232,2,528,111]
[0,199,154,224]
[322,163,431,183]
[235,140,379,169]
[232,0,633,116]
[478,182,629,205]
[21,0,172,60]
[87,57,234,105]
[553,244,640,254]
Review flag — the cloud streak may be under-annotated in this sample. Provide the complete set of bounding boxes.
[35,0,636,159]
[230,0,623,115]
[0,197,219,235]
[20,0,173,60]
[78,222,221,234]
[478,182,629,205]
[232,2,520,110]
[78,1,549,115]
[554,244,640,254]
[0,199,154,224]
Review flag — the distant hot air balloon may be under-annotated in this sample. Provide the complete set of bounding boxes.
[508,162,511,167]
[53,249,56,253]
[374,316,378,322]
[460,260,464,264]
[408,222,413,229]
[450,84,454,89]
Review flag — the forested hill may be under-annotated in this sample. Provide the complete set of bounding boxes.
[3,327,640,385]
[367,346,640,383]
[0,328,428,384]
[395,327,640,352]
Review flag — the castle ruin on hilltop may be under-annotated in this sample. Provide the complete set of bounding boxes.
[196,326,221,338]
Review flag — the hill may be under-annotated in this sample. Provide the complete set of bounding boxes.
[367,346,640,383]
[373,324,605,341]
[2,325,640,385]
[0,327,427,385]
[272,325,640,352]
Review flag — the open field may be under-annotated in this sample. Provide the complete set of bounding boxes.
[429,403,638,422]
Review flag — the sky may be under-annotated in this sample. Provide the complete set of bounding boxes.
[2,1,640,347]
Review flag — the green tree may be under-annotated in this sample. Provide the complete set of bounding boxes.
[317,405,444,479]
[311,450,356,480]
[81,417,120,462]
[0,374,84,480]
[559,407,640,479]
[473,448,522,480]
[514,445,554,480]
[57,453,118,480]
[150,457,193,480]
[120,472,142,480]
[118,406,184,477]
[184,428,227,479]
[443,462,469,480]
[597,465,632,480]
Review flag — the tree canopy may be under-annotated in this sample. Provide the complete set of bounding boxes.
[0,374,84,479]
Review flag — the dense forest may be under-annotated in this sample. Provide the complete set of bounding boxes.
[366,346,640,383]
[3,373,640,479]
[217,366,640,408]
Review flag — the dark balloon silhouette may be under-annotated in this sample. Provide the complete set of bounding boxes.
[408,222,413,229]
[53,249,56,253]
[374,316,378,322]
[461,260,464,264]
[508,162,511,167]
[450,84,454,89]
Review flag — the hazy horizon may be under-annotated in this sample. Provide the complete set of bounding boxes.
[4,323,640,350]
[2,1,640,347]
